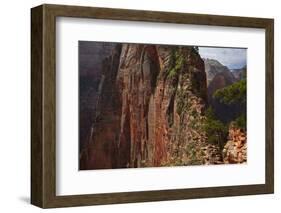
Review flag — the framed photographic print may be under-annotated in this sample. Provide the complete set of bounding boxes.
[31,4,274,208]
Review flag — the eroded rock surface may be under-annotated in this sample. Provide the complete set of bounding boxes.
[116,44,208,167]
[223,125,247,164]
[80,44,228,169]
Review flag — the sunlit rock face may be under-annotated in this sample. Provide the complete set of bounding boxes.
[223,125,247,164]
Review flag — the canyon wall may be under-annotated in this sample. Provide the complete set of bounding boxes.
[116,44,208,167]
[80,44,229,170]
[79,44,122,169]
[79,42,117,152]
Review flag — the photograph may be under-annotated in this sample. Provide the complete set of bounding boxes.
[79,42,247,170]
[29,3,274,208]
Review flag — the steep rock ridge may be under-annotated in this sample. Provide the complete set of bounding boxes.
[204,58,230,86]
[115,44,161,167]
[116,45,208,167]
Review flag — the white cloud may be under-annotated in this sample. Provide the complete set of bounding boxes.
[199,47,247,69]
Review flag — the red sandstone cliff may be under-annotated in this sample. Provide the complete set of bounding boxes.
[116,44,208,167]
[80,44,222,169]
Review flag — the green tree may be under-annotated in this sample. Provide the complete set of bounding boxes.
[213,79,246,105]
[212,79,247,131]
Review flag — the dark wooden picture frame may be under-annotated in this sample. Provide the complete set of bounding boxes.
[31,4,274,208]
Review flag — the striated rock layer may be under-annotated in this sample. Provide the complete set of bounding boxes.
[80,44,220,169]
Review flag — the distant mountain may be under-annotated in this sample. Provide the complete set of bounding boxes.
[207,69,238,123]
[231,66,247,80]
[207,68,236,100]
[203,58,230,86]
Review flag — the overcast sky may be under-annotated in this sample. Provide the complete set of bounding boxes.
[199,47,247,69]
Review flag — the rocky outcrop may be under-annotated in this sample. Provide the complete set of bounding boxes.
[223,125,247,164]
[201,144,223,165]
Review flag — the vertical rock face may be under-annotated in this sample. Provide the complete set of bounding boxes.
[116,44,160,167]
[80,44,123,169]
[80,44,210,169]
[79,42,118,152]
[116,44,208,167]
